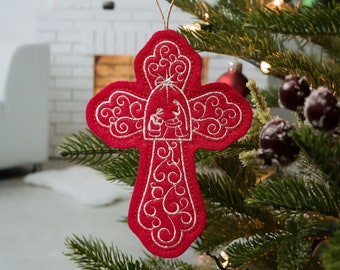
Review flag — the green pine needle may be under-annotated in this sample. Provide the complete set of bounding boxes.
[97,149,139,185]
[246,176,339,217]
[172,0,340,92]
[276,232,312,270]
[198,155,257,212]
[248,79,272,125]
[197,211,269,253]
[264,51,340,94]
[322,225,340,270]
[58,129,117,166]
[64,235,146,270]
[178,27,279,63]
[58,129,139,185]
[225,232,288,268]
[64,235,199,270]
[245,5,340,36]
[144,256,199,270]
[290,125,340,186]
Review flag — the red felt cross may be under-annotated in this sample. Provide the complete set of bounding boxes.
[86,30,252,258]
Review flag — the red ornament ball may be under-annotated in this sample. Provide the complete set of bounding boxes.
[279,75,311,111]
[217,62,250,97]
[259,119,300,167]
[304,87,340,131]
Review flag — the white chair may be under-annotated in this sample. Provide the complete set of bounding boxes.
[0,42,50,170]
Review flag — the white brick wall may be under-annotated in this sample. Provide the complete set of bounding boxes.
[37,2,268,157]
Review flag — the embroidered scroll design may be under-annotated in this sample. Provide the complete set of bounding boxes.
[95,91,146,138]
[143,40,191,91]
[138,141,196,248]
[190,92,242,140]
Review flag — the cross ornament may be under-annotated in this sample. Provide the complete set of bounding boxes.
[86,30,252,258]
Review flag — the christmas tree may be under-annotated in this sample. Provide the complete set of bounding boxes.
[59,0,340,269]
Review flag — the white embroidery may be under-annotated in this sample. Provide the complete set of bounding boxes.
[143,84,193,141]
[143,40,191,92]
[190,92,243,140]
[137,141,196,248]
[95,91,146,138]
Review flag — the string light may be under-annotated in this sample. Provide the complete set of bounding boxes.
[204,12,209,20]
[273,0,284,6]
[184,23,201,31]
[184,11,210,32]
[220,250,230,268]
[260,61,272,74]
[266,0,285,9]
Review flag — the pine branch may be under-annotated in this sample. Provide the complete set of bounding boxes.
[58,129,117,166]
[58,129,139,185]
[144,256,199,270]
[276,231,312,270]
[310,35,340,60]
[196,154,278,253]
[248,79,273,125]
[290,126,340,186]
[173,0,340,96]
[260,87,280,108]
[322,224,340,270]
[244,5,340,36]
[173,1,340,93]
[168,0,245,25]
[197,206,276,253]
[246,176,339,217]
[264,51,340,94]
[225,232,288,268]
[198,169,251,213]
[239,80,275,171]
[226,229,320,269]
[244,1,340,60]
[172,0,280,61]
[195,139,259,170]
[64,235,199,270]
[273,209,339,245]
[224,214,334,269]
[167,0,215,21]
[97,149,139,186]
[178,27,280,64]
[240,79,272,145]
[64,235,147,270]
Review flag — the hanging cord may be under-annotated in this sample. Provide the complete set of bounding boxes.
[155,0,175,29]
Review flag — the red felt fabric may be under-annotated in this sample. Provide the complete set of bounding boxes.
[86,30,252,258]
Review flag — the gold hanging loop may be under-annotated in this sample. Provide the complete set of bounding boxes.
[155,0,175,29]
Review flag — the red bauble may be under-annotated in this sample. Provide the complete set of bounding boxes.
[217,62,250,97]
